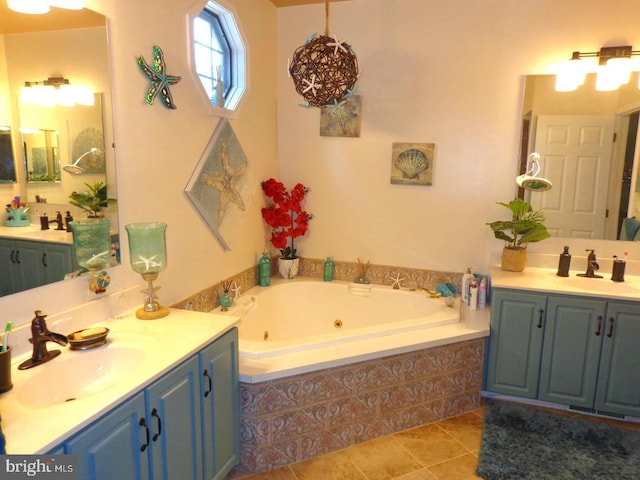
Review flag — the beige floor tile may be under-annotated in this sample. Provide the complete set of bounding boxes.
[394,424,469,467]
[427,453,481,480]
[291,450,367,480]
[435,412,484,451]
[227,465,297,480]
[393,468,438,480]
[344,435,423,480]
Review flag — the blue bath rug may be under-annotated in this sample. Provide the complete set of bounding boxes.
[477,399,640,479]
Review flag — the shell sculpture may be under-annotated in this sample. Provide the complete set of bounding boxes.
[395,149,429,179]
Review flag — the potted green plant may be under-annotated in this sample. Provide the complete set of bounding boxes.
[68,182,108,217]
[487,198,550,271]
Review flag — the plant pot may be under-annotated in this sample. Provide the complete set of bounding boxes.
[502,247,527,272]
[278,258,300,279]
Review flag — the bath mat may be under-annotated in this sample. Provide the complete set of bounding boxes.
[476,399,640,479]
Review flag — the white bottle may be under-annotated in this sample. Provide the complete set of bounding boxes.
[462,267,474,304]
[469,280,478,310]
[478,277,487,309]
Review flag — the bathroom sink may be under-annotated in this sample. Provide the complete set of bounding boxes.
[15,346,146,408]
[562,276,640,294]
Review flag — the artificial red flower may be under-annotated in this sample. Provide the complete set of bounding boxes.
[260,179,312,259]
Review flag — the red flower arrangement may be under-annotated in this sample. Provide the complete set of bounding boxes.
[261,178,312,259]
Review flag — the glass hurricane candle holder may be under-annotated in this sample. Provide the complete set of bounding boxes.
[125,222,169,319]
[70,218,111,270]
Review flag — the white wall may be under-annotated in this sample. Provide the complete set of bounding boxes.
[277,0,640,272]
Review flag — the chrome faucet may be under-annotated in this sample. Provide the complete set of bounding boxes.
[18,310,68,370]
[577,249,603,279]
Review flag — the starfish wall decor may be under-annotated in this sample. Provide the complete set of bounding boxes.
[137,45,181,109]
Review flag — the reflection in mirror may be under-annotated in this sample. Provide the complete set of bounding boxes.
[0,126,17,182]
[520,74,640,241]
[22,128,60,182]
[0,7,118,297]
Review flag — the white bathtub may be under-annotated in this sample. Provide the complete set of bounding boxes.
[224,278,458,358]
[214,277,490,383]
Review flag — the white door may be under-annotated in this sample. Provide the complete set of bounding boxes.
[531,115,615,239]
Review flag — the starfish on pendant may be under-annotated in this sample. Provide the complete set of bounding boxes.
[326,36,348,55]
[302,74,321,96]
[137,45,181,109]
[202,141,247,226]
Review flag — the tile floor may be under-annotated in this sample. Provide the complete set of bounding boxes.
[227,403,640,480]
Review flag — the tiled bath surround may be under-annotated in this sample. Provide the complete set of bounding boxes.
[237,338,484,473]
[171,259,479,473]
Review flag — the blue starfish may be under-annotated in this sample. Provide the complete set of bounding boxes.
[137,46,181,109]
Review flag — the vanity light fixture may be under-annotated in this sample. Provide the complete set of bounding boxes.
[21,77,94,107]
[555,45,640,92]
[7,0,84,14]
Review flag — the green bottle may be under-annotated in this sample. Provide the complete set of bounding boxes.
[324,257,334,281]
[259,252,271,286]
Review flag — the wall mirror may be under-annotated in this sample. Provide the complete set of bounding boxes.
[0,126,17,182]
[0,5,117,296]
[519,74,640,241]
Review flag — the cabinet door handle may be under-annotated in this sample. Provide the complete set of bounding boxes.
[595,315,603,336]
[14,250,20,264]
[151,408,162,441]
[537,309,544,328]
[607,317,615,338]
[10,250,16,264]
[203,369,213,398]
[42,253,47,267]
[139,417,150,452]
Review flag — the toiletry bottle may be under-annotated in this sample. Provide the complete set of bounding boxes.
[612,256,626,282]
[557,246,571,277]
[324,257,334,281]
[478,277,487,309]
[258,252,271,287]
[65,211,73,232]
[462,268,473,304]
[469,280,478,310]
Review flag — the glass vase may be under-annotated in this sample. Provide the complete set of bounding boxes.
[70,218,111,271]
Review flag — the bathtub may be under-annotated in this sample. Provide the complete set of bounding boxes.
[216,278,490,383]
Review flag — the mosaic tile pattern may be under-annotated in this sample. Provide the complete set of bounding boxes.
[237,338,485,474]
[171,258,463,311]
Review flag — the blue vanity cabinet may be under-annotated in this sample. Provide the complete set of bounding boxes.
[538,296,606,407]
[146,355,203,480]
[40,241,75,284]
[485,289,547,398]
[65,392,150,480]
[594,302,640,416]
[199,328,240,480]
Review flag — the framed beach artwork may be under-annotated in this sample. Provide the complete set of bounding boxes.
[320,95,361,137]
[185,119,254,250]
[69,121,106,174]
[390,142,435,186]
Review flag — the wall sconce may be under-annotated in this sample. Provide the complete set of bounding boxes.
[7,0,84,14]
[555,45,640,92]
[21,77,94,107]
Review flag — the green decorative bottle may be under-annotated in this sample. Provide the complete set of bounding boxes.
[324,257,334,281]
[259,252,271,287]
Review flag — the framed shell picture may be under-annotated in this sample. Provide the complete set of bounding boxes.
[390,142,434,186]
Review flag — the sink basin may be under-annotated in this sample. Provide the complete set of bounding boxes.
[561,276,640,294]
[15,346,146,408]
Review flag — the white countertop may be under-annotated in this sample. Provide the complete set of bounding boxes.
[0,224,74,245]
[491,266,640,301]
[0,308,239,454]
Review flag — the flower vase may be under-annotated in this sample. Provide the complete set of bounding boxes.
[278,258,300,279]
[218,292,234,311]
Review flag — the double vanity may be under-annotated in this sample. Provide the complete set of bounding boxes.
[485,266,640,419]
[0,305,240,480]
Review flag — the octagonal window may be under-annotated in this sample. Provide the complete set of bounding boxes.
[190,1,246,112]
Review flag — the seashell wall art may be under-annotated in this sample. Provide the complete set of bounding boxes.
[390,142,435,186]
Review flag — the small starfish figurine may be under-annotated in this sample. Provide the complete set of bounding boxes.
[137,45,181,109]
[230,281,242,300]
[388,272,405,290]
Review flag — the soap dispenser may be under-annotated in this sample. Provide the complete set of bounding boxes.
[557,246,571,277]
